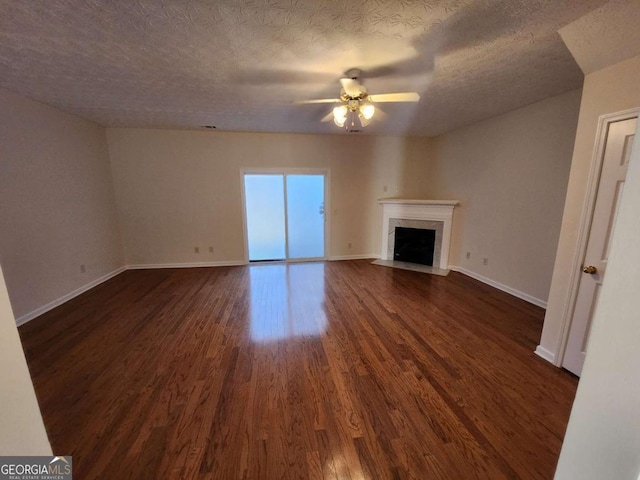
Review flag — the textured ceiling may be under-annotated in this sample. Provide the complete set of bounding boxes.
[560,0,640,75]
[0,0,611,136]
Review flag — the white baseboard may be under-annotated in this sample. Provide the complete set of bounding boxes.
[16,266,127,326]
[131,257,378,266]
[127,260,246,269]
[16,261,248,326]
[449,266,547,309]
[328,254,378,261]
[534,345,556,364]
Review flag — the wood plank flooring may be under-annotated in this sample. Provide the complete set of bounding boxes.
[19,260,578,479]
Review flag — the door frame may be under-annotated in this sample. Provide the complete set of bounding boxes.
[554,108,639,367]
[239,167,330,264]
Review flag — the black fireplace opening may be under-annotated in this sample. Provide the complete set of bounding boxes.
[393,227,436,266]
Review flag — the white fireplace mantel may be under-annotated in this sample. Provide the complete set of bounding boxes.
[379,198,459,270]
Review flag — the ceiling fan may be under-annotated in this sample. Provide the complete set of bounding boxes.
[295,69,420,131]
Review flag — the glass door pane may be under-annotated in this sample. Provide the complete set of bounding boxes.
[244,174,286,261]
[286,174,325,259]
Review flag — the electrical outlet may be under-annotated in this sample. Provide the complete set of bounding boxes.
[383,185,388,192]
[209,246,214,253]
[466,252,471,259]
[483,257,489,266]
[194,247,200,253]
[80,264,86,273]
[348,242,352,249]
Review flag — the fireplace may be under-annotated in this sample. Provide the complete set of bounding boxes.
[378,199,459,272]
[393,227,436,266]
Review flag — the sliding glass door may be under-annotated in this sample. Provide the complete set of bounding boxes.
[286,175,325,259]
[244,174,287,261]
[243,171,326,262]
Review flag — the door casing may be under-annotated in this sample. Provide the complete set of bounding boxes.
[553,108,639,368]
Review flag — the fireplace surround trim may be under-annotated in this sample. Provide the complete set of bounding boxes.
[379,199,459,270]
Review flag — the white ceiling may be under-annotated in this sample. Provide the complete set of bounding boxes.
[0,0,612,136]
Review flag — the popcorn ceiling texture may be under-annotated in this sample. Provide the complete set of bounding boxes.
[0,0,608,135]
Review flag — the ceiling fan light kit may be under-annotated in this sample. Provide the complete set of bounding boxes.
[332,100,375,129]
[360,103,375,120]
[298,69,420,132]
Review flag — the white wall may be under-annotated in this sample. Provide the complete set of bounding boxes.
[106,129,431,265]
[539,55,640,363]
[0,88,125,322]
[0,265,51,455]
[554,113,640,480]
[427,90,582,304]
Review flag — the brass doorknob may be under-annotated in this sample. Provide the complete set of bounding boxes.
[582,265,598,274]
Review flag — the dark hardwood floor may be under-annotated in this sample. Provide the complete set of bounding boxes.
[19,260,577,479]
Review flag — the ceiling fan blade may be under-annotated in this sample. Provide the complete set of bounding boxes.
[340,78,363,97]
[295,98,341,104]
[235,68,337,85]
[368,92,420,103]
[320,112,334,123]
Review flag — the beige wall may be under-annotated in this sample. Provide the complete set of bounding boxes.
[0,88,124,321]
[107,92,579,306]
[0,84,580,323]
[428,90,582,303]
[0,265,51,455]
[554,117,640,480]
[106,129,432,265]
[539,55,640,363]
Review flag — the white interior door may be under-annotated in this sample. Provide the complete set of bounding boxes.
[563,117,637,376]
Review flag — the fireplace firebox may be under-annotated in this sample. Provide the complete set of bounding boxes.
[393,227,436,266]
